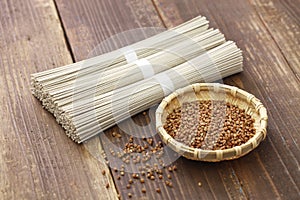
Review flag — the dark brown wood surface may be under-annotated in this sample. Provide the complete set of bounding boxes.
[0,0,299,199]
[0,0,118,199]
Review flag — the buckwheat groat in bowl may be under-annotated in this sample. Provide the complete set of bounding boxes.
[156,83,268,162]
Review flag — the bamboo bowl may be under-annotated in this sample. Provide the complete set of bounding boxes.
[156,83,268,162]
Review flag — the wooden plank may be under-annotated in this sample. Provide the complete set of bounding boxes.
[250,0,300,80]
[54,0,169,199]
[54,0,164,61]
[153,0,300,199]
[0,0,117,199]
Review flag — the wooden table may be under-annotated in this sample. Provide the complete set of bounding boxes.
[0,0,299,199]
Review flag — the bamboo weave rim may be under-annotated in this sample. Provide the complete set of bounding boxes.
[156,83,268,162]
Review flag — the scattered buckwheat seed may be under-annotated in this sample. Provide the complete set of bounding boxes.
[128,193,132,198]
[198,182,202,187]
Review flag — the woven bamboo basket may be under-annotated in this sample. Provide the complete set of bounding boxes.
[156,83,268,162]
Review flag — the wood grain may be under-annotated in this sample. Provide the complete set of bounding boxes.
[0,0,117,199]
[53,0,171,199]
[153,0,300,199]
[250,0,300,80]
[54,0,164,61]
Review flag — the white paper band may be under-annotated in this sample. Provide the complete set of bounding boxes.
[135,58,155,79]
[154,73,175,96]
[121,46,138,63]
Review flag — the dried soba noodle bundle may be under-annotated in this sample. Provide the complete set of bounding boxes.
[31,16,243,143]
